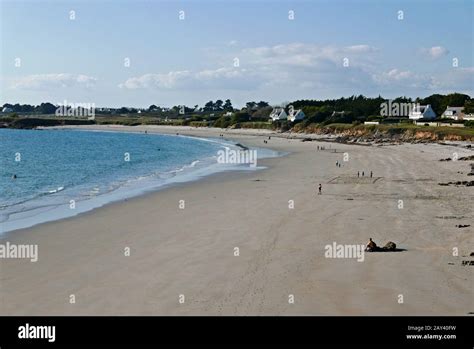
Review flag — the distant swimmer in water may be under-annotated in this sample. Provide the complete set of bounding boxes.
[12,174,17,179]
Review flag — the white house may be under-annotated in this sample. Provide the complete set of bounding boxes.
[408,104,436,120]
[287,109,305,122]
[464,114,474,121]
[442,106,465,120]
[269,108,288,121]
[2,107,13,113]
[331,111,346,117]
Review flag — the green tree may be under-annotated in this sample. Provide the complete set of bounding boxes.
[214,100,224,111]
[245,101,257,111]
[444,93,470,107]
[38,102,57,114]
[464,100,474,114]
[204,101,214,112]
[223,99,233,111]
[231,112,250,124]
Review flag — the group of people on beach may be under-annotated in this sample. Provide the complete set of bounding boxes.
[357,171,373,178]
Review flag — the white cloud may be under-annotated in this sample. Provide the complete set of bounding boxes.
[119,43,380,93]
[430,67,474,90]
[241,43,378,68]
[118,71,193,89]
[118,43,471,96]
[119,67,256,90]
[11,73,97,89]
[420,46,449,60]
[372,69,435,89]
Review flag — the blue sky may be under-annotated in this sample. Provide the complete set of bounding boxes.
[1,0,473,108]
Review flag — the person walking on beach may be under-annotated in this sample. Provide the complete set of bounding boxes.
[318,184,322,195]
[357,171,359,177]
[370,171,373,178]
[336,161,339,167]
[362,171,364,177]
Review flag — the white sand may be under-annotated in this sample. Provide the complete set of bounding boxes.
[1,125,473,315]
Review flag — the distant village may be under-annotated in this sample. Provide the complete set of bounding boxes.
[2,93,474,129]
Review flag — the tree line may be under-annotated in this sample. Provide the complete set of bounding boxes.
[3,93,471,123]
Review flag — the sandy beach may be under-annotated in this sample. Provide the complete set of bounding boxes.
[1,125,472,315]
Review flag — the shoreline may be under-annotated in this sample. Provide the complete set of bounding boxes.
[1,127,281,234]
[1,125,473,315]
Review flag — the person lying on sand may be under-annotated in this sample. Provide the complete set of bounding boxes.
[365,239,398,252]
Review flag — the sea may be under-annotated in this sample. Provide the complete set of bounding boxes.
[0,128,280,233]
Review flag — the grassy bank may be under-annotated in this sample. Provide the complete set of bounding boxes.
[2,115,473,141]
[293,122,474,141]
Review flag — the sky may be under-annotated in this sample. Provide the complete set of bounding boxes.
[1,0,473,108]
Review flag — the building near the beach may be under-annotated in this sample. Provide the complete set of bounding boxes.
[331,111,346,117]
[409,104,436,120]
[2,107,13,113]
[287,109,305,122]
[464,114,474,121]
[269,108,288,121]
[442,106,465,120]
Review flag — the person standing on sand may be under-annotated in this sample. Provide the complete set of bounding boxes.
[370,171,373,178]
[357,171,359,177]
[362,171,364,177]
[318,184,322,195]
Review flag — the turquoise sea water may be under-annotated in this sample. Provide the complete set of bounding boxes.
[0,129,278,233]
